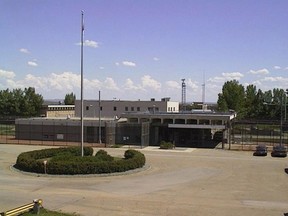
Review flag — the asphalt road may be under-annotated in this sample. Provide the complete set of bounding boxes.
[0,144,288,216]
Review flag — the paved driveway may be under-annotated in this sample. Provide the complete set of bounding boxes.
[0,144,288,216]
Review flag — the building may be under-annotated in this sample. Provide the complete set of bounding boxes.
[15,97,236,148]
[75,98,179,118]
[120,110,236,147]
[40,104,75,118]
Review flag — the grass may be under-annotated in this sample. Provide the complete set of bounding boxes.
[0,124,15,135]
[22,208,79,216]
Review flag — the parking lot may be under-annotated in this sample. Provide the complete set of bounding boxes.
[0,144,288,216]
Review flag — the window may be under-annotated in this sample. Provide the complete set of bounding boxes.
[137,107,140,111]
[114,106,117,111]
[131,107,134,111]
[125,107,128,111]
[100,106,103,111]
[86,106,89,110]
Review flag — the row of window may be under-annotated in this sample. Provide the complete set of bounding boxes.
[48,107,74,111]
[86,106,141,112]
[168,107,176,111]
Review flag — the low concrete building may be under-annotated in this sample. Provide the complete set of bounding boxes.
[75,98,179,118]
[15,109,236,148]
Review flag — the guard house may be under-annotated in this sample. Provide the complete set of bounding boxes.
[15,97,236,148]
[119,110,236,148]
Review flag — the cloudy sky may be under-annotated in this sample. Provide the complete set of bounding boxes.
[1,0,288,102]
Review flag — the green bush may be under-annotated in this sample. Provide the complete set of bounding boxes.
[159,141,175,149]
[14,147,145,175]
[95,149,113,161]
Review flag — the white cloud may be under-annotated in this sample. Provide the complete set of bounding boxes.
[27,61,38,67]
[222,72,244,80]
[261,76,288,82]
[76,40,99,48]
[274,66,281,70]
[19,48,30,54]
[249,68,269,75]
[115,62,120,66]
[165,80,180,89]
[0,69,16,79]
[104,77,119,90]
[186,79,198,91]
[122,61,136,67]
[141,75,161,91]
[123,78,143,91]
[153,57,159,61]
[208,72,243,83]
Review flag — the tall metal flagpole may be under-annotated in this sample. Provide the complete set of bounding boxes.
[80,11,84,157]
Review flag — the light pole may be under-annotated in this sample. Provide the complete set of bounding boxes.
[80,11,84,157]
[280,95,283,146]
[285,89,288,122]
[98,91,102,144]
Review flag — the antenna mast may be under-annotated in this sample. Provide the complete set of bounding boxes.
[181,79,186,111]
[202,73,206,110]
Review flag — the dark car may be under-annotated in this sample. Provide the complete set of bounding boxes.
[271,145,287,157]
[253,145,268,156]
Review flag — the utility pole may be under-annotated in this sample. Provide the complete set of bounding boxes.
[98,90,102,145]
[285,89,288,122]
[80,11,84,157]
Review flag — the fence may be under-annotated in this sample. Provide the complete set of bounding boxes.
[228,120,288,151]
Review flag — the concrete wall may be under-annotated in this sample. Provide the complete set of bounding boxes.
[75,99,179,118]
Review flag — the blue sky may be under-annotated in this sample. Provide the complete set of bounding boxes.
[1,0,288,102]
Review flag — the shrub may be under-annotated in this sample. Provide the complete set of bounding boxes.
[124,149,137,159]
[95,150,113,161]
[15,147,145,175]
[159,141,175,149]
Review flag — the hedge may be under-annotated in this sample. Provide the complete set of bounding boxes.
[159,141,175,149]
[14,147,145,175]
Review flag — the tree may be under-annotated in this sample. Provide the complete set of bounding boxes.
[217,80,245,117]
[0,87,43,117]
[64,92,76,105]
[243,85,263,119]
[22,87,43,117]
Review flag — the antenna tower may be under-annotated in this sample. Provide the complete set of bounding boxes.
[181,79,186,111]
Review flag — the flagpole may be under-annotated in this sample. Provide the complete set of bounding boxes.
[80,10,84,157]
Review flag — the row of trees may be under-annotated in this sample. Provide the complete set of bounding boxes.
[0,82,286,120]
[217,80,288,120]
[0,87,43,117]
[0,88,75,118]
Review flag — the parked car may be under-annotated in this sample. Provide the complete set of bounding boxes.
[271,145,287,157]
[253,144,268,156]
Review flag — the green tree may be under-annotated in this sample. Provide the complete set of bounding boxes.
[64,92,76,105]
[22,87,43,117]
[243,85,264,119]
[217,93,228,111]
[217,80,245,117]
[0,87,43,117]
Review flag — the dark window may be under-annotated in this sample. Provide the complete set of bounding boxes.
[131,107,134,111]
[86,106,89,111]
[137,107,140,111]
[114,106,117,111]
[125,107,128,111]
[100,106,103,111]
